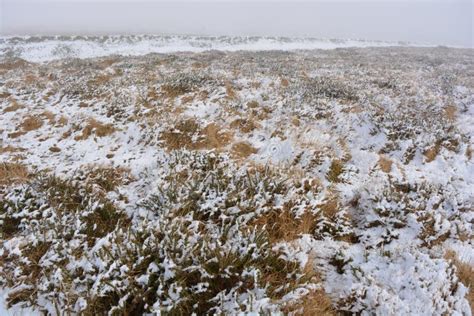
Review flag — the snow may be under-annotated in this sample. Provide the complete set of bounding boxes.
[0,35,431,63]
[0,290,39,316]
[0,40,472,314]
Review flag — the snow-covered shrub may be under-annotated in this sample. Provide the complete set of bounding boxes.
[0,175,128,312]
[0,153,320,314]
[1,44,472,315]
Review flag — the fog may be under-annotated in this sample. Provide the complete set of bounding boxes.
[1,0,472,47]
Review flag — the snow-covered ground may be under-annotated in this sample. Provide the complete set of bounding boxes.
[0,38,472,314]
[0,35,429,63]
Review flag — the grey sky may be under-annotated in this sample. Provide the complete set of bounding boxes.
[1,0,472,47]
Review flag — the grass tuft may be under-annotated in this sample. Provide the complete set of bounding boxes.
[161,119,232,151]
[19,116,43,132]
[74,118,116,140]
[231,141,258,159]
[424,141,441,163]
[326,160,344,183]
[3,100,23,113]
[253,208,318,243]
[445,250,474,312]
[0,162,30,186]
[378,155,393,173]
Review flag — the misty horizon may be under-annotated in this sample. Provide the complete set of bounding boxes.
[1,0,473,47]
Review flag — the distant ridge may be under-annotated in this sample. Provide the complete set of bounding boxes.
[0,35,429,62]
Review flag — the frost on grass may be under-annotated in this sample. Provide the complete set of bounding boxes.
[0,45,473,314]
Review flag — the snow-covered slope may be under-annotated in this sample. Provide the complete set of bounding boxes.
[0,35,426,62]
[0,43,472,314]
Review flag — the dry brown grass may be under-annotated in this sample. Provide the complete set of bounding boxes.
[198,90,209,101]
[444,105,457,121]
[9,116,44,138]
[61,129,72,140]
[161,119,232,151]
[253,208,318,243]
[247,100,259,109]
[270,129,287,140]
[56,116,69,127]
[424,142,441,163]
[23,74,37,85]
[25,241,51,281]
[0,162,30,186]
[0,146,25,154]
[253,106,272,121]
[49,146,61,153]
[199,123,233,149]
[42,90,56,102]
[85,166,133,192]
[74,118,116,141]
[296,177,322,194]
[230,118,258,133]
[378,155,393,173]
[251,81,262,89]
[291,116,301,127]
[466,146,472,160]
[161,84,189,99]
[231,141,258,159]
[192,62,205,69]
[326,160,344,183]
[445,250,474,312]
[0,91,11,99]
[0,59,30,73]
[7,131,26,139]
[41,111,56,124]
[3,100,23,113]
[284,289,336,316]
[97,57,120,69]
[181,95,195,104]
[161,119,200,150]
[225,82,237,99]
[341,105,363,114]
[87,73,113,86]
[19,116,43,132]
[282,257,335,315]
[418,213,450,247]
[318,195,341,218]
